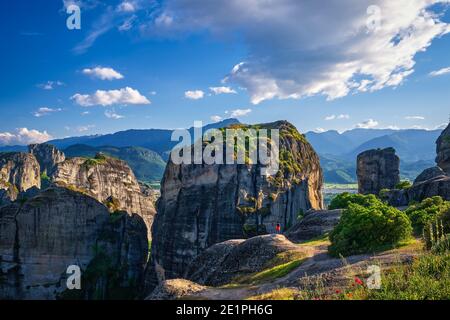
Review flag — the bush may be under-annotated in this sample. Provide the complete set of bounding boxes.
[329,202,412,257]
[395,180,412,190]
[329,192,381,210]
[405,196,450,235]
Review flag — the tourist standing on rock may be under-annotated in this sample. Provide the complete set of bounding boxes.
[276,223,281,234]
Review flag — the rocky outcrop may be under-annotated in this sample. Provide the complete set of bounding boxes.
[0,187,148,299]
[184,234,311,287]
[52,154,155,240]
[146,279,207,300]
[414,166,446,185]
[146,121,323,290]
[0,152,41,203]
[285,209,342,243]
[436,123,450,174]
[29,143,65,176]
[357,147,400,195]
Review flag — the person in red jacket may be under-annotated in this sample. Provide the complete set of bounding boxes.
[275,223,281,234]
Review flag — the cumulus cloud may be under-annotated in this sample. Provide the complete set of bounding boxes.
[356,119,379,129]
[210,115,223,122]
[429,67,450,77]
[117,1,136,12]
[104,110,125,119]
[185,90,205,100]
[82,67,124,80]
[230,108,252,117]
[405,115,425,120]
[37,81,64,90]
[33,107,63,117]
[153,0,450,104]
[0,128,52,146]
[71,87,150,106]
[209,86,237,95]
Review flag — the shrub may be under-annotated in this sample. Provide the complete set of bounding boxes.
[405,196,450,235]
[395,180,412,190]
[328,192,381,210]
[329,202,412,257]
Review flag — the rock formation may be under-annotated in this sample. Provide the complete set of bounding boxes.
[184,234,312,286]
[146,120,323,290]
[29,143,65,176]
[414,166,446,185]
[436,123,450,174]
[52,153,155,240]
[0,152,41,203]
[357,147,400,195]
[285,209,342,243]
[0,187,148,299]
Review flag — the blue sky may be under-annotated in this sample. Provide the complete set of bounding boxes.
[1,0,450,145]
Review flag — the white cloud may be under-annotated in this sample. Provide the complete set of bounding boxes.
[81,111,90,116]
[405,115,425,120]
[105,110,125,119]
[76,125,95,132]
[315,127,326,133]
[82,66,124,80]
[33,107,63,117]
[429,67,450,77]
[37,81,64,90]
[325,114,350,120]
[209,86,237,95]
[154,0,450,104]
[185,90,205,100]
[71,87,150,106]
[117,1,136,12]
[0,128,52,146]
[356,119,379,129]
[230,108,252,117]
[210,115,223,122]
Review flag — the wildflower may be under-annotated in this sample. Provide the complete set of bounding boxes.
[335,289,341,294]
[354,277,364,286]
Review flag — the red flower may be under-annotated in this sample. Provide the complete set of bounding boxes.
[354,277,364,286]
[335,289,341,294]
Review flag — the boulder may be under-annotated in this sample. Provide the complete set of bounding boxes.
[414,166,446,184]
[184,234,310,286]
[28,143,65,176]
[285,209,342,243]
[357,147,400,195]
[0,187,148,299]
[436,123,450,174]
[146,121,324,290]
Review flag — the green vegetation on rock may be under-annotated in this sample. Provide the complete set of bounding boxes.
[405,196,450,235]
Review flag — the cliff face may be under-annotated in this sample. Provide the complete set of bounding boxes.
[436,124,450,174]
[146,120,323,289]
[0,187,148,299]
[357,147,400,195]
[0,152,41,202]
[29,143,65,176]
[52,154,155,240]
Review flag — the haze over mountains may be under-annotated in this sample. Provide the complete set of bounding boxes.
[0,118,443,184]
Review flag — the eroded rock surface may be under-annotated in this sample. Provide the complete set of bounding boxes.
[436,123,450,174]
[357,147,400,195]
[0,152,40,203]
[184,234,311,287]
[29,143,65,176]
[146,121,323,291]
[414,166,446,184]
[52,154,155,240]
[0,187,148,299]
[285,210,342,243]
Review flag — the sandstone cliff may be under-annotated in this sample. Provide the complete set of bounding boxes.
[29,143,65,176]
[0,152,41,203]
[357,147,400,195]
[436,123,450,174]
[52,153,155,240]
[0,187,148,299]
[146,120,323,290]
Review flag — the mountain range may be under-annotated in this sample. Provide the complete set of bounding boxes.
[0,119,443,184]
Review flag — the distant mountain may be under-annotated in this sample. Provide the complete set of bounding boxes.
[64,144,166,183]
[306,128,443,184]
[48,118,240,158]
